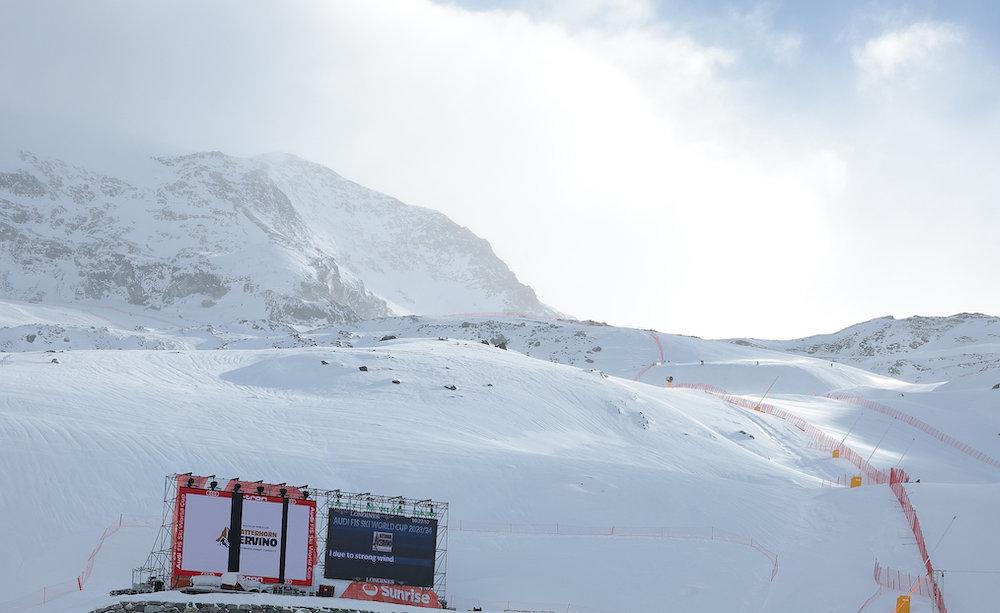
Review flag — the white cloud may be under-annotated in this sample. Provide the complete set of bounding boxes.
[853,21,963,84]
[1,1,998,337]
[527,0,656,29]
[730,3,803,64]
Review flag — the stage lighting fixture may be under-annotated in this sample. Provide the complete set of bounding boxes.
[302,490,310,500]
[233,483,242,493]
[186,477,195,488]
[256,485,265,495]
[209,480,218,490]
[279,488,287,498]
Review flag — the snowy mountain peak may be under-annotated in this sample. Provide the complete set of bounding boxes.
[0,149,555,325]
[765,313,1000,355]
[733,312,1000,387]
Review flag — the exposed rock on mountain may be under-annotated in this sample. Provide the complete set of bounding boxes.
[0,150,554,325]
[732,313,1000,387]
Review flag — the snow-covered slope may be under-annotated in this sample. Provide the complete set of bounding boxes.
[0,150,553,325]
[732,313,1000,390]
[0,302,929,394]
[2,303,999,612]
[4,338,994,613]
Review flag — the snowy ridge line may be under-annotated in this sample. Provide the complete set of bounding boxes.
[443,312,539,319]
[0,514,155,613]
[453,520,778,580]
[429,312,669,381]
[673,383,902,485]
[826,392,1000,471]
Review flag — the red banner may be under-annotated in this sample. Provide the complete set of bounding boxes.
[342,581,442,608]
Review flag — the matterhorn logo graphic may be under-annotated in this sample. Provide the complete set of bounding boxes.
[362,583,379,597]
[215,527,230,548]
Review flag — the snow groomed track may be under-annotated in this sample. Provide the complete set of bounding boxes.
[1,311,997,612]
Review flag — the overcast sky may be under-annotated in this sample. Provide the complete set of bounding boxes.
[2,0,998,338]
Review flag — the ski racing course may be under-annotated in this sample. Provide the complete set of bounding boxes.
[1,311,998,612]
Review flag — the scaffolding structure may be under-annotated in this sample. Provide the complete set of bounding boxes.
[132,474,178,589]
[133,474,449,601]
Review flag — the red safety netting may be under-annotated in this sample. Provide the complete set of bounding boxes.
[826,392,1000,471]
[673,383,902,485]
[873,558,935,599]
[856,586,885,613]
[0,514,154,613]
[889,468,947,613]
[671,383,947,613]
[647,330,665,363]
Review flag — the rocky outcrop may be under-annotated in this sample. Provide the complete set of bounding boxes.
[0,150,555,326]
[731,313,1000,385]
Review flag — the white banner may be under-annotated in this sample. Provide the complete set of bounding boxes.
[238,497,284,578]
[180,492,231,574]
[283,501,312,582]
[174,487,315,585]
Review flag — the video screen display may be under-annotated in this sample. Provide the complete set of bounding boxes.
[324,508,437,587]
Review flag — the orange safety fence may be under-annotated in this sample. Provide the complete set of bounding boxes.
[873,559,935,599]
[889,468,947,613]
[670,383,947,613]
[3,513,778,613]
[632,331,667,381]
[0,514,156,613]
[826,392,1000,472]
[646,330,665,363]
[633,361,658,381]
[673,383,903,485]
[856,584,885,613]
[857,559,940,612]
[452,520,778,581]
